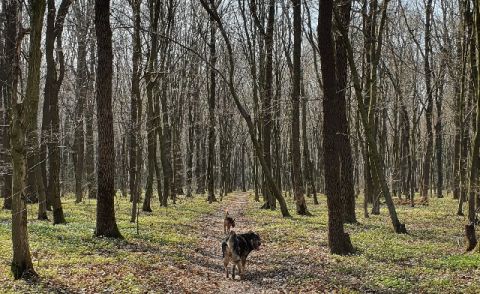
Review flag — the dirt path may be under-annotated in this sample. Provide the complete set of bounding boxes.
[185,192,270,293]
[165,191,332,293]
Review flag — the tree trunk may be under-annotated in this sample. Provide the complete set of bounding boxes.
[466,0,480,251]
[291,0,309,215]
[1,0,12,211]
[435,45,446,198]
[94,0,122,238]
[420,0,433,200]
[144,91,156,211]
[318,0,354,254]
[128,0,143,213]
[472,0,480,251]
[259,0,276,209]
[10,0,45,279]
[195,110,205,194]
[73,1,90,204]
[458,3,473,216]
[86,35,97,199]
[207,10,217,204]
[44,0,71,225]
[186,89,195,197]
[85,94,96,199]
[335,0,356,223]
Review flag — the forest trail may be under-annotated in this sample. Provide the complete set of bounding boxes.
[184,192,270,293]
[175,192,331,293]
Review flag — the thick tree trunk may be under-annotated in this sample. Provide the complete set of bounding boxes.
[335,0,356,223]
[318,0,354,254]
[11,110,36,279]
[94,0,122,238]
[10,0,45,279]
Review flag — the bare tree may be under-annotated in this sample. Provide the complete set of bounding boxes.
[43,0,72,224]
[11,0,46,279]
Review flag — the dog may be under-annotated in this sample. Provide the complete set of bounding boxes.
[221,230,261,280]
[224,210,235,234]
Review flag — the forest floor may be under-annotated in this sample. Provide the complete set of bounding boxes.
[1,191,480,293]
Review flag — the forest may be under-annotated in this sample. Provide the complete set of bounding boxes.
[1,0,480,292]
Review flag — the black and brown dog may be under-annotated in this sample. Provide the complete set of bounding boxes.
[223,210,235,234]
[222,231,261,280]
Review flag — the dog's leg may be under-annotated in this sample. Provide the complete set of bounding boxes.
[223,255,230,278]
[238,261,245,280]
[232,264,235,279]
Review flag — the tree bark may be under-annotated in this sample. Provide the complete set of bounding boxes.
[128,0,143,213]
[291,0,309,215]
[318,0,354,254]
[73,0,90,204]
[44,0,71,224]
[465,1,480,251]
[10,0,45,279]
[420,0,433,200]
[94,0,122,238]
[334,0,356,223]
[207,6,217,204]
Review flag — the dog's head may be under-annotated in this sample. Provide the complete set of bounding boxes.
[247,231,261,250]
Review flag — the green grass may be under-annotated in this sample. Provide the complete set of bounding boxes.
[246,193,480,293]
[0,193,220,293]
[2,191,480,293]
